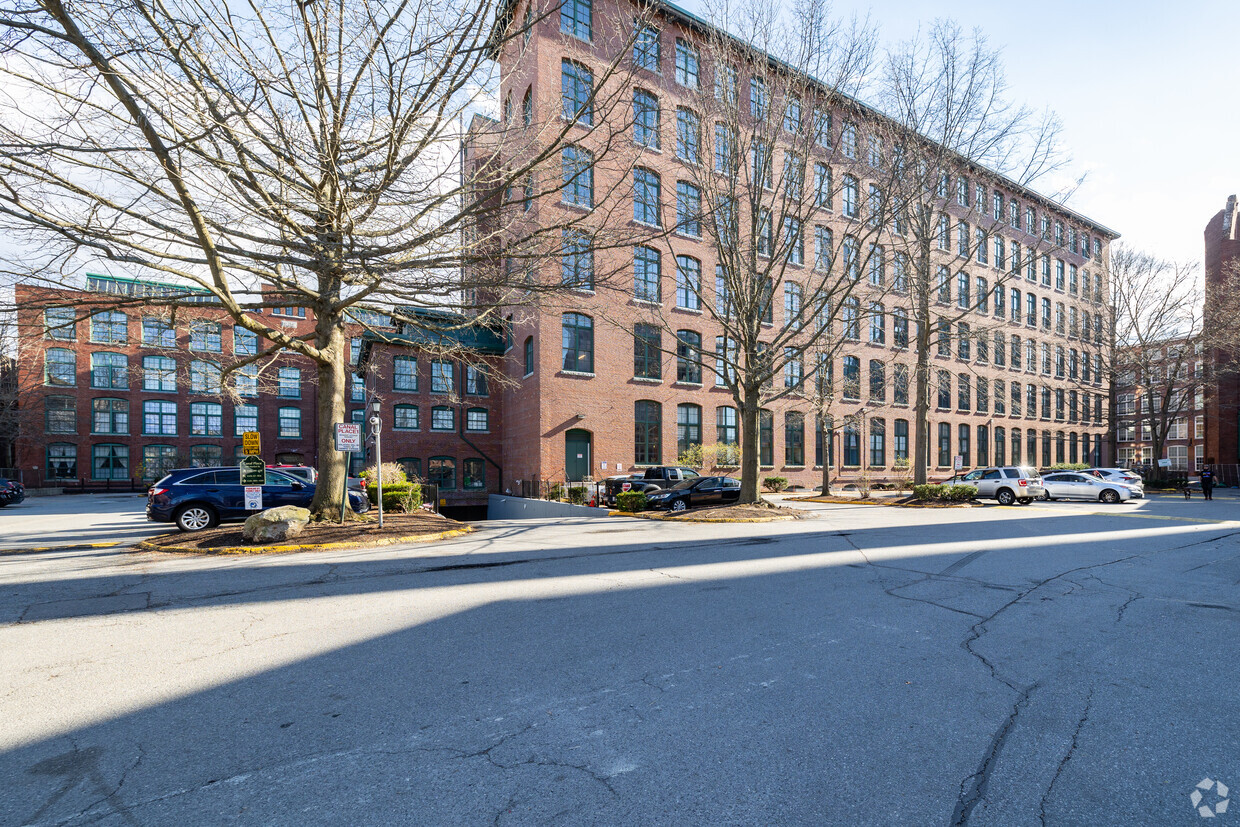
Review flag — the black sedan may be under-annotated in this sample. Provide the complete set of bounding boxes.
[645,476,741,512]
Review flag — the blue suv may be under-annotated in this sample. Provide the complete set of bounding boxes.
[147,467,369,531]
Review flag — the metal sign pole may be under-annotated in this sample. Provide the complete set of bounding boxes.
[370,410,383,528]
[340,451,350,524]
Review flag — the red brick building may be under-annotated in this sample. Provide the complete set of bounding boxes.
[1204,194,1240,475]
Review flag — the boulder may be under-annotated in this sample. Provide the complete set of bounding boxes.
[242,506,311,542]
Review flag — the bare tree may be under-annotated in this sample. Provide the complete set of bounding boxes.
[0,0,649,516]
[648,0,882,503]
[873,21,1072,484]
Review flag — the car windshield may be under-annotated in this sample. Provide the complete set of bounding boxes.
[669,479,699,490]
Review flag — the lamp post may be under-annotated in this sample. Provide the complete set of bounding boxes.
[370,399,383,528]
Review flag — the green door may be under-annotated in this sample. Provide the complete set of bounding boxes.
[565,429,591,482]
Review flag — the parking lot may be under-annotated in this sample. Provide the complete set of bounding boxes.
[2,491,1239,824]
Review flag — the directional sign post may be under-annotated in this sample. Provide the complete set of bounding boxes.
[335,422,362,453]
[239,455,266,487]
[242,431,261,456]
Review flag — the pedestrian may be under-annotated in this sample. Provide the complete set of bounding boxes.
[1201,466,1215,501]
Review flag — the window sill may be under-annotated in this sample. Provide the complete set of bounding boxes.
[634,142,662,154]
[393,428,421,433]
[672,381,703,388]
[672,306,703,315]
[465,429,490,435]
[558,370,595,378]
[631,377,662,384]
[522,372,534,379]
[632,298,661,307]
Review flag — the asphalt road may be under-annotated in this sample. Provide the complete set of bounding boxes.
[1,494,1238,825]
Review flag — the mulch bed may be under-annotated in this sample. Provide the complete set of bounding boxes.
[625,503,812,522]
[796,495,980,508]
[141,511,468,552]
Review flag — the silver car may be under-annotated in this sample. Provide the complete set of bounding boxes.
[945,466,1046,505]
[1083,468,1144,498]
[1041,472,1132,503]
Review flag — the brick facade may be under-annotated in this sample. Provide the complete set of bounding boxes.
[1204,195,1240,468]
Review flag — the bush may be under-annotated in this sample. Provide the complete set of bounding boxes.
[545,483,564,501]
[567,486,588,505]
[946,484,977,501]
[762,476,789,492]
[1047,462,1090,471]
[361,462,408,486]
[911,483,975,502]
[912,484,945,501]
[366,481,423,512]
[616,491,648,512]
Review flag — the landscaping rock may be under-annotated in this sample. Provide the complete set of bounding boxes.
[242,506,311,542]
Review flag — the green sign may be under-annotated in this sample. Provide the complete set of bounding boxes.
[239,455,266,486]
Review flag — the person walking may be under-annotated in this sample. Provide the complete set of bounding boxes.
[1200,465,1215,501]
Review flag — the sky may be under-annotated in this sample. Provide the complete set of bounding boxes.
[688,0,1240,268]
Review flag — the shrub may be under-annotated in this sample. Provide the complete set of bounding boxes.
[912,484,944,501]
[616,491,647,512]
[913,483,976,502]
[1047,462,1090,471]
[366,481,423,512]
[545,483,564,501]
[762,476,789,492]
[567,486,588,505]
[361,462,407,486]
[946,484,977,501]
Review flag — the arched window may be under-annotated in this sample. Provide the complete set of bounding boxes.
[843,423,860,467]
[429,456,456,490]
[90,352,128,389]
[92,398,129,435]
[893,419,909,464]
[188,360,222,394]
[463,458,486,490]
[190,320,222,352]
[397,457,422,481]
[869,417,885,467]
[716,406,738,446]
[676,331,702,384]
[190,402,223,436]
[977,425,989,466]
[633,89,660,148]
[633,169,661,226]
[524,336,534,376]
[759,409,773,465]
[92,443,129,480]
[393,356,417,391]
[137,446,173,481]
[562,145,594,207]
[561,313,594,373]
[45,396,76,433]
[393,404,419,430]
[191,445,222,467]
[431,406,455,431]
[45,348,76,386]
[635,400,662,465]
[634,245,661,301]
[995,427,1007,466]
[869,360,885,401]
[677,404,702,455]
[561,59,593,124]
[785,412,804,466]
[842,356,860,400]
[466,407,489,432]
[47,443,77,480]
[90,310,128,344]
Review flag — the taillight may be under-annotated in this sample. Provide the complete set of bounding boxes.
[149,487,167,497]
[1018,479,1028,486]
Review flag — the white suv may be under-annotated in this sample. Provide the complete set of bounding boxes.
[944,466,1047,505]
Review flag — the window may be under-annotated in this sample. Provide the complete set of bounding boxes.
[431,406,455,431]
[759,410,774,466]
[633,89,660,147]
[391,356,418,392]
[752,141,772,189]
[44,307,76,341]
[142,445,178,481]
[748,76,767,118]
[48,443,77,480]
[635,400,661,464]
[561,0,591,39]
[561,229,594,288]
[868,417,885,467]
[892,307,909,349]
[633,24,660,71]
[190,320,222,352]
[785,349,803,389]
[957,424,971,467]
[842,297,859,340]
[523,336,535,377]
[867,185,883,227]
[814,163,832,209]
[235,326,258,356]
[841,121,857,158]
[634,245,661,301]
[269,306,306,318]
[675,108,700,162]
[44,395,76,434]
[633,168,661,225]
[277,366,300,397]
[957,221,970,256]
[813,110,831,147]
[142,316,175,347]
[671,256,702,310]
[975,228,988,264]
[783,97,802,132]
[869,303,885,344]
[562,146,593,207]
[350,372,365,403]
[634,323,661,379]
[677,403,702,455]
[91,398,128,435]
[714,335,736,386]
[957,272,969,308]
[717,406,738,445]
[957,177,970,207]
[190,402,223,436]
[462,458,486,490]
[143,355,176,392]
[91,352,128,389]
[976,276,989,312]
[783,218,803,265]
[958,374,971,411]
[843,235,859,281]
[842,356,860,401]
[843,423,860,467]
[676,181,701,236]
[393,404,419,431]
[714,123,735,173]
[937,370,952,409]
[813,226,833,272]
[91,311,128,344]
[92,444,129,481]
[561,313,593,373]
[893,364,909,406]
[868,246,885,286]
[235,404,258,436]
[431,360,454,394]
[676,330,702,383]
[466,408,489,432]
[675,39,699,87]
[869,360,886,401]
[842,175,858,218]
[143,400,177,435]
[462,366,488,397]
[783,412,805,466]
[429,457,456,490]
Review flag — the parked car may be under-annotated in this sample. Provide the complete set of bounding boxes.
[0,478,25,506]
[943,466,1046,505]
[268,464,317,484]
[1083,467,1144,498]
[148,467,369,531]
[1040,472,1132,503]
[604,466,701,505]
[645,476,741,511]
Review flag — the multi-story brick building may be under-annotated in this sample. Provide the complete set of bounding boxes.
[1113,337,1206,473]
[483,0,1118,491]
[1204,194,1240,474]
[13,276,502,508]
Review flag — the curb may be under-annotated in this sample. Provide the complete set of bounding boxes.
[608,510,799,523]
[136,526,474,555]
[0,541,123,555]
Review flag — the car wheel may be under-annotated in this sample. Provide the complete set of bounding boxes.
[175,504,217,532]
[1041,490,1053,501]
[996,488,1016,506]
[1100,489,1120,504]
[671,499,687,512]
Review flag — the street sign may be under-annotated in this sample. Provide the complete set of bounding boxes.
[954,455,963,470]
[1157,458,1172,468]
[244,486,263,511]
[335,422,362,452]
[240,455,266,486]
[242,431,261,456]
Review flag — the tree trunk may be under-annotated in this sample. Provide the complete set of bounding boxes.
[739,390,761,503]
[309,326,348,520]
[820,416,832,496]
[913,305,932,485]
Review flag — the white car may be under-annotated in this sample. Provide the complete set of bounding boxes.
[1040,472,1132,503]
[943,466,1046,505]
[1084,467,1144,498]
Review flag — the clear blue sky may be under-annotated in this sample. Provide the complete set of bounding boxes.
[694,0,1240,267]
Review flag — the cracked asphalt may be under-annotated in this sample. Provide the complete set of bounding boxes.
[1,494,1239,825]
